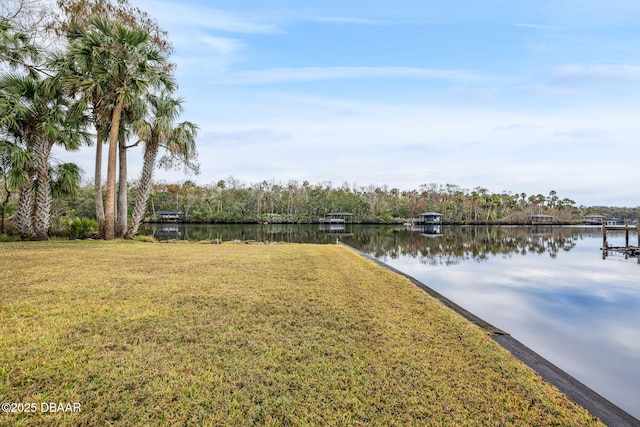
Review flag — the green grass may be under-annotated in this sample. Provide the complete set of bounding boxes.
[0,241,604,426]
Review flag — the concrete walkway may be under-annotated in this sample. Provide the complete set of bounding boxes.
[340,242,640,427]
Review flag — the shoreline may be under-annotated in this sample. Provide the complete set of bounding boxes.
[339,242,640,426]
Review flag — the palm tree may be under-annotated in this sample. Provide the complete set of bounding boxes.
[1,20,35,237]
[52,50,113,235]
[0,140,33,234]
[116,98,147,237]
[0,73,89,239]
[125,92,198,238]
[51,162,82,199]
[63,16,174,240]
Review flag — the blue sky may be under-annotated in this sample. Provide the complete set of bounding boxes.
[60,0,640,206]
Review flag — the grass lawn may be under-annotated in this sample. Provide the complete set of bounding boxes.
[1,241,604,426]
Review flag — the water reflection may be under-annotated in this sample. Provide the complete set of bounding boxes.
[318,222,353,236]
[139,223,338,243]
[340,225,583,264]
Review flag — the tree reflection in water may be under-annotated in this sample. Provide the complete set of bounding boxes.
[139,224,596,263]
[340,225,591,265]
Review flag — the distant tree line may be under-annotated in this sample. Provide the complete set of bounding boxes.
[43,177,640,226]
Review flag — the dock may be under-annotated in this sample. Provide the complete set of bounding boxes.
[601,220,640,261]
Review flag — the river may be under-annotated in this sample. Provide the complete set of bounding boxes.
[139,223,640,419]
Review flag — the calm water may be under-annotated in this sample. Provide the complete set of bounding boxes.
[140,223,640,419]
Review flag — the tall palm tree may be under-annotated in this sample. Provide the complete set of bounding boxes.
[63,16,174,240]
[116,98,146,237]
[52,49,113,235]
[125,93,198,238]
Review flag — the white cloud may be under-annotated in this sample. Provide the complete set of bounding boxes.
[553,64,640,85]
[512,23,560,31]
[167,34,245,75]
[311,16,449,26]
[313,16,391,25]
[212,66,479,85]
[136,0,281,34]
[205,128,293,146]
[553,128,609,139]
[493,123,541,131]
[199,36,243,56]
[183,89,640,205]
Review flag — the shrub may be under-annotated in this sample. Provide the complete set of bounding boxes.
[132,235,156,243]
[65,217,99,239]
[0,233,20,242]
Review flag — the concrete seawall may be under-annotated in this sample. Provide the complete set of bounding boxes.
[339,242,640,427]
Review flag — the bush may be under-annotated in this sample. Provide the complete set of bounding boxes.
[132,235,156,243]
[64,217,99,239]
[0,233,20,242]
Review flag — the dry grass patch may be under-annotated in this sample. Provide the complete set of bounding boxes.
[1,241,604,426]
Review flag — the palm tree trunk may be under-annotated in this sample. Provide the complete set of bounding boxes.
[116,135,128,237]
[16,180,34,239]
[104,100,123,240]
[125,142,158,238]
[1,178,10,234]
[32,137,51,240]
[94,131,105,236]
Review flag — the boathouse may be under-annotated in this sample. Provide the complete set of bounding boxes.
[417,212,443,224]
[154,210,183,223]
[323,212,354,224]
[527,214,553,225]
